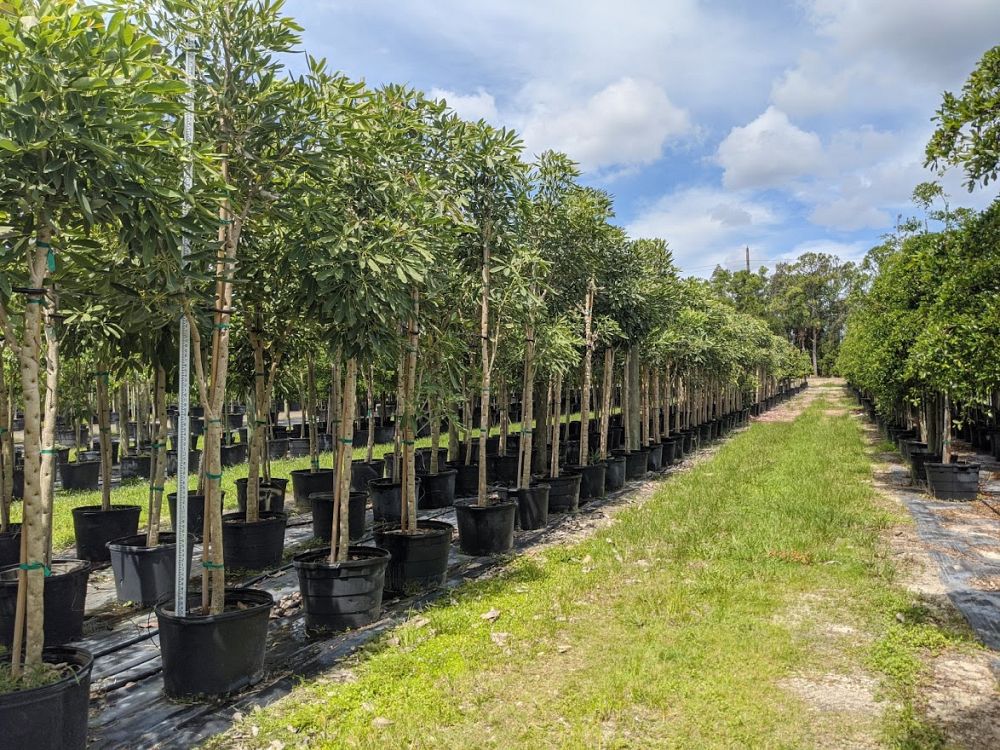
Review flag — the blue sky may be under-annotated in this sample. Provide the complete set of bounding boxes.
[283,0,1000,276]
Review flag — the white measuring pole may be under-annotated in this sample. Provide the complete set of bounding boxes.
[174,35,196,617]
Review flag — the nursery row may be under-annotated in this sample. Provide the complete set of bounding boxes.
[0,2,811,746]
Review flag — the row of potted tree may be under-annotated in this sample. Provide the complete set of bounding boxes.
[0,1,809,747]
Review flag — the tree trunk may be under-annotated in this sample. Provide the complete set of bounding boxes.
[519,325,536,487]
[148,363,168,546]
[811,326,819,376]
[477,235,491,507]
[402,297,419,532]
[96,361,112,512]
[942,392,952,464]
[365,365,375,463]
[429,396,441,474]
[330,359,357,563]
[550,373,562,479]
[0,347,10,533]
[307,352,319,473]
[578,283,595,466]
[598,347,613,461]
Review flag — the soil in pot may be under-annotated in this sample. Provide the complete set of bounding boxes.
[290,468,334,512]
[221,511,288,571]
[512,483,549,530]
[0,559,90,647]
[293,546,389,634]
[120,454,152,481]
[106,532,194,607]
[310,491,367,543]
[542,473,582,513]
[0,645,94,750]
[604,455,626,491]
[925,462,980,501]
[71,504,141,562]
[155,587,274,698]
[235,477,288,515]
[0,524,21,568]
[167,491,224,541]
[564,463,606,501]
[350,460,384,493]
[374,520,453,595]
[59,460,100,491]
[416,468,457,509]
[454,498,517,556]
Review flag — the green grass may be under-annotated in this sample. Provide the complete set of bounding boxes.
[206,393,977,749]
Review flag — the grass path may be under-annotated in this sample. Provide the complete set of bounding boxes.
[209,383,980,749]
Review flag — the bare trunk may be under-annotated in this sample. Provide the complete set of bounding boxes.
[518,325,536,487]
[598,347,613,460]
[549,373,562,478]
[96,361,112,511]
[148,363,168,546]
[477,235,491,507]
[942,392,952,464]
[429,395,441,474]
[330,359,357,563]
[402,295,419,531]
[365,366,375,463]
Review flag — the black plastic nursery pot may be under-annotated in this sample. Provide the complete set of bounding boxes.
[683,430,696,453]
[604,455,626,491]
[120,454,151,481]
[293,546,390,634]
[449,461,480,497]
[221,511,288,570]
[106,532,194,607]
[166,449,202,477]
[0,523,21,567]
[350,459,384,493]
[908,449,941,486]
[543,472,582,513]
[454,498,517,556]
[220,443,247,467]
[156,587,274,698]
[486,453,519,486]
[416,468,457,509]
[698,422,713,445]
[646,442,664,472]
[414,448,448,474]
[661,438,678,466]
[267,437,289,460]
[899,439,926,460]
[290,468,335,512]
[625,448,650,480]
[309,491,368,543]
[374,520,453,595]
[564,463,606,501]
[76,450,101,463]
[235,477,288,515]
[59,460,100,491]
[167,491,224,540]
[925,462,980,501]
[373,423,395,444]
[370,477,420,524]
[0,645,94,750]
[287,437,310,458]
[513,483,550,530]
[71,504,141,563]
[0,559,90,647]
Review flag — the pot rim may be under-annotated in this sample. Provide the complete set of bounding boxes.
[374,519,454,538]
[0,646,93,703]
[292,545,390,570]
[70,504,142,517]
[221,510,288,526]
[106,531,194,551]
[453,497,517,511]
[154,587,273,624]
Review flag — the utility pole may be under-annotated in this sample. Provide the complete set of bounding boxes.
[745,246,751,273]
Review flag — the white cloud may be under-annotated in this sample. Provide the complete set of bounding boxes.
[428,87,498,123]
[716,107,823,190]
[627,187,782,274]
[517,78,691,172]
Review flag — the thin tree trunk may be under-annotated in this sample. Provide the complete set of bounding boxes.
[942,392,952,464]
[519,324,536,487]
[402,296,419,531]
[365,365,375,463]
[148,363,168,546]
[330,359,357,563]
[549,373,562,479]
[96,360,112,511]
[429,395,441,474]
[477,234,492,506]
[598,347,613,460]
